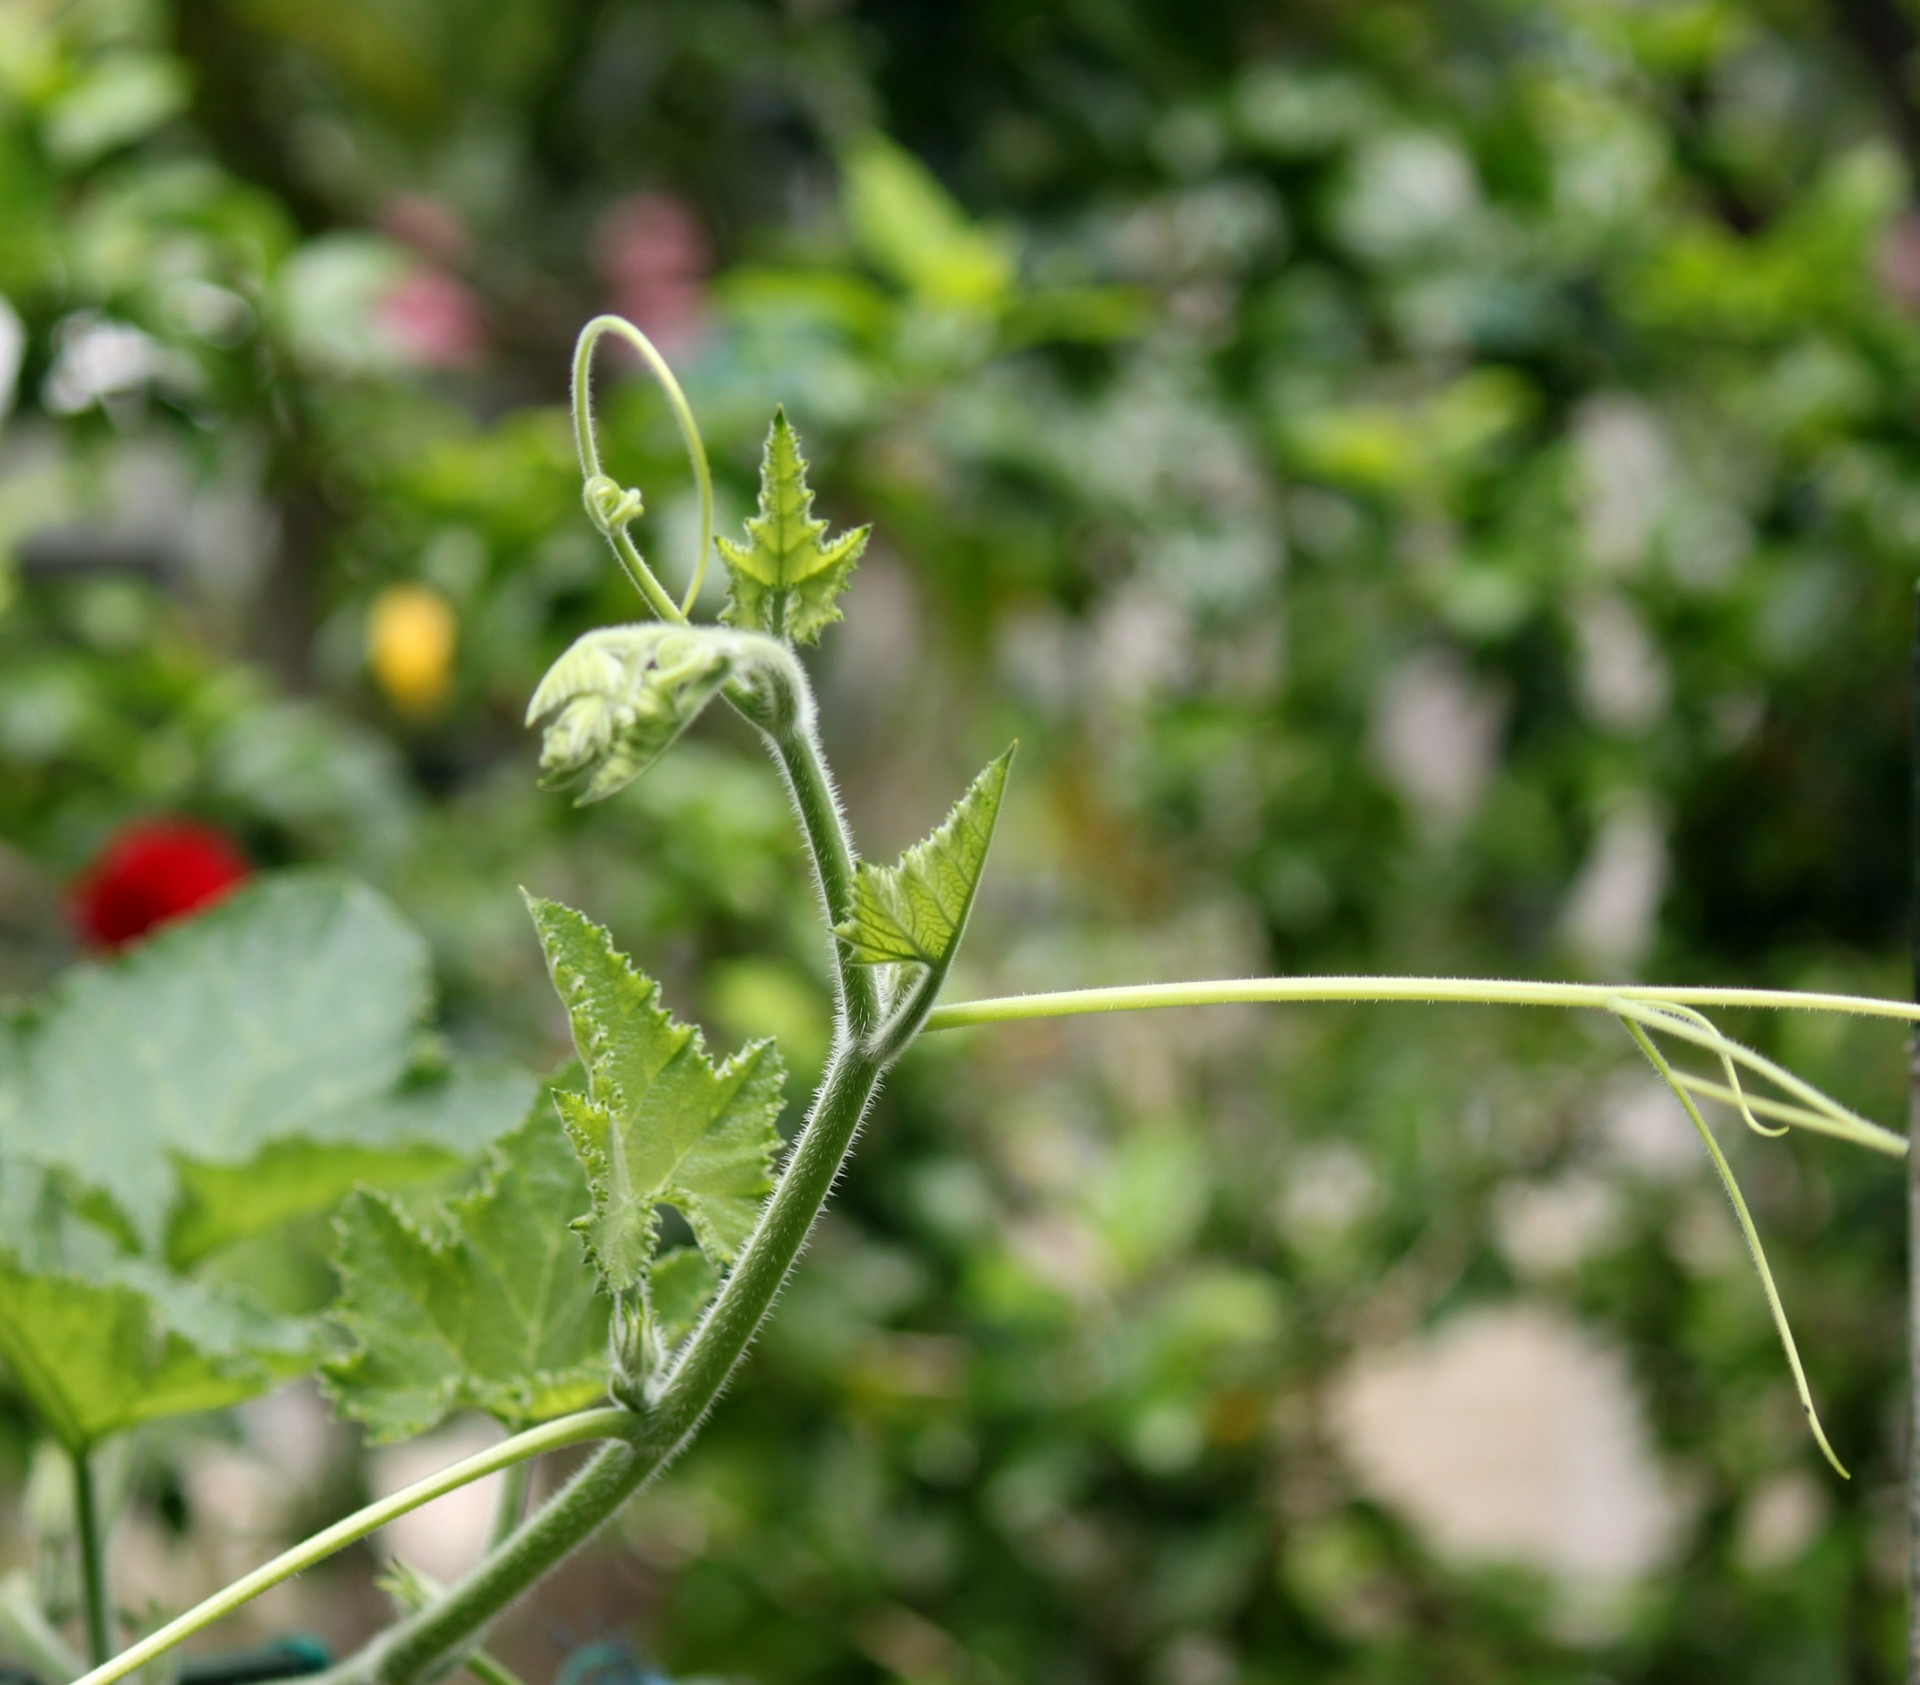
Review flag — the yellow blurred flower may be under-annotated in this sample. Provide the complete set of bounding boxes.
[368,584,457,715]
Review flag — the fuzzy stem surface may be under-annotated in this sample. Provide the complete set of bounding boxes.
[924,976,1920,1030]
[72,1409,637,1685]
[330,705,885,1685]
[766,721,880,1042]
[343,1046,883,1685]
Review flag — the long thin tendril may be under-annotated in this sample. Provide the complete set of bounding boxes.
[1637,1000,1787,1138]
[1605,996,1900,1156]
[570,315,716,620]
[1619,1015,1849,1478]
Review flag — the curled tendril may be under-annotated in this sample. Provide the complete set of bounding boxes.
[582,474,644,536]
[1604,995,1901,1156]
[571,315,716,621]
[1639,1000,1788,1139]
[1616,1013,1849,1478]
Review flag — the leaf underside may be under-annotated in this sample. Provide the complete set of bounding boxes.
[0,1240,316,1453]
[323,1096,610,1442]
[717,409,869,645]
[0,875,541,1449]
[837,747,1014,973]
[166,1061,537,1268]
[0,875,431,1249]
[527,894,785,1295]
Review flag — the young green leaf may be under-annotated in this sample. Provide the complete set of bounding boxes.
[837,747,1014,973]
[526,894,784,1293]
[525,624,739,804]
[717,410,869,645]
[0,1250,316,1453]
[323,1099,610,1443]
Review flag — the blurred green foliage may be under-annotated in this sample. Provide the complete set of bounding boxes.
[4,0,1920,1680]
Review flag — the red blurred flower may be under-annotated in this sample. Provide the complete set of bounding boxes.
[72,821,251,951]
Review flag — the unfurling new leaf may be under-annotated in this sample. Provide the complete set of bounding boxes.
[717,410,869,645]
[526,624,737,805]
[837,747,1014,976]
[323,1098,610,1442]
[526,895,784,1295]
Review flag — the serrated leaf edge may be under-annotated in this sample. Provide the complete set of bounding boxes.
[835,746,1015,971]
[716,407,870,644]
[321,1127,609,1440]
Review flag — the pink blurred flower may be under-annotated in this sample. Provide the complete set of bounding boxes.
[1877,210,1920,315]
[376,267,488,368]
[593,193,711,352]
[379,193,473,266]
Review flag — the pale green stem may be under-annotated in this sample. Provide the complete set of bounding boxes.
[488,1462,530,1550]
[923,977,1910,1157]
[0,1570,83,1682]
[571,315,715,617]
[71,1409,638,1685]
[466,1653,528,1685]
[1620,1017,1849,1478]
[1677,1073,1868,1137]
[1606,997,1901,1155]
[72,1447,111,1667]
[1643,1000,1786,1138]
[922,976,1920,1032]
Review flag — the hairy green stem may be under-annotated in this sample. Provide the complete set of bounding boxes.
[466,1652,529,1685]
[72,1409,637,1685]
[923,976,1920,1032]
[570,315,715,620]
[73,1447,111,1667]
[342,1047,884,1685]
[329,702,887,1685]
[766,722,881,1042]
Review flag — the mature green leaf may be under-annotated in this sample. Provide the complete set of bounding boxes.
[167,1061,537,1267]
[525,624,739,804]
[837,748,1014,972]
[323,1100,609,1442]
[0,875,429,1249]
[527,895,784,1292]
[0,1251,315,1452]
[717,410,869,645]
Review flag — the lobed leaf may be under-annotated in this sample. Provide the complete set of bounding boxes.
[717,409,869,645]
[322,1096,610,1443]
[527,894,784,1294]
[0,874,429,1250]
[837,747,1014,973]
